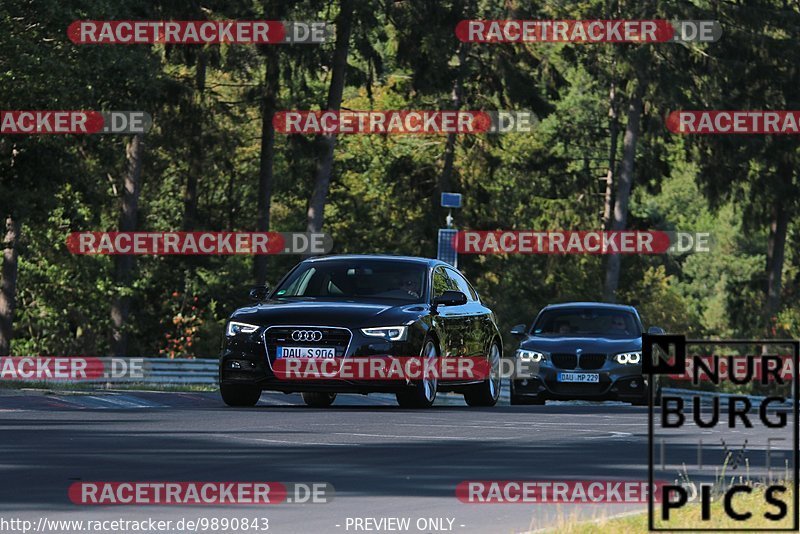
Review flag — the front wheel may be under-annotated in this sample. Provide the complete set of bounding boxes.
[302,392,337,407]
[464,342,501,407]
[220,384,261,407]
[396,340,438,408]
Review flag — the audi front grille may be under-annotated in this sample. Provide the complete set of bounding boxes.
[262,326,352,363]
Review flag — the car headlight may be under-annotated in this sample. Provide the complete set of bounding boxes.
[614,351,642,364]
[361,326,408,341]
[226,321,260,337]
[516,349,544,362]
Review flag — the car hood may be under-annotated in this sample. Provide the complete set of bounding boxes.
[230,298,426,327]
[519,335,641,354]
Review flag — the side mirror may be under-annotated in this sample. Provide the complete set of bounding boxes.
[647,326,665,335]
[249,285,270,302]
[432,290,467,308]
[510,324,527,336]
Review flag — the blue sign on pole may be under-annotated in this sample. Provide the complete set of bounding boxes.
[440,192,462,209]
[437,228,458,267]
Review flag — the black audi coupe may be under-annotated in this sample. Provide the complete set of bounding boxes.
[509,302,663,405]
[219,255,502,408]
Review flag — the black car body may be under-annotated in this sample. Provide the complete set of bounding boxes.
[219,255,502,408]
[510,302,660,405]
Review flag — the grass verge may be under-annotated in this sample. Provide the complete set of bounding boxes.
[541,484,795,533]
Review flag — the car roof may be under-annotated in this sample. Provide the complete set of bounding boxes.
[303,254,447,268]
[541,301,639,313]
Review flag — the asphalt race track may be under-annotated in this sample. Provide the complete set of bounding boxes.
[0,389,792,533]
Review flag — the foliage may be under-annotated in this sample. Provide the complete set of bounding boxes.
[1,0,798,357]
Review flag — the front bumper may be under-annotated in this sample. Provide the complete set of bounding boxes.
[512,362,648,401]
[219,324,434,393]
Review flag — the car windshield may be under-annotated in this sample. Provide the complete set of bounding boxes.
[273,260,427,303]
[532,308,641,337]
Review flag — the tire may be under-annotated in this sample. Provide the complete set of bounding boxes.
[464,342,502,407]
[301,392,337,407]
[396,339,439,409]
[220,384,261,407]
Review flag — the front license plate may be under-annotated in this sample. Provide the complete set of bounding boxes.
[557,372,600,383]
[276,347,335,359]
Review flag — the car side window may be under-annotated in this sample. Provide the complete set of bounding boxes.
[445,268,477,302]
[278,267,315,297]
[431,267,457,299]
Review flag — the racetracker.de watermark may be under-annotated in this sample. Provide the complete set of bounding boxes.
[67,21,332,44]
[455,20,721,43]
[272,356,501,381]
[273,110,538,134]
[454,231,712,254]
[66,232,332,255]
[456,480,668,503]
[0,111,151,134]
[0,357,143,381]
[667,111,800,134]
[68,482,333,505]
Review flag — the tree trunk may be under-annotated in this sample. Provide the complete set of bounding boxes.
[602,81,619,230]
[253,47,280,285]
[306,0,354,233]
[111,134,143,356]
[0,215,21,356]
[603,83,643,302]
[764,198,788,325]
[438,43,467,204]
[182,50,206,231]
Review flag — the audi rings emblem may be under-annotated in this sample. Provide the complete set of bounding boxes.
[291,330,323,342]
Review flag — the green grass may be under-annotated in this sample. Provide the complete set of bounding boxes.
[544,484,795,533]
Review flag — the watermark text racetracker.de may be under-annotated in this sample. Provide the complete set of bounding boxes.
[454,230,711,255]
[456,480,668,503]
[68,481,332,505]
[272,356,536,381]
[0,357,141,381]
[455,19,722,43]
[0,111,151,135]
[274,110,537,134]
[667,110,800,134]
[66,232,332,255]
[68,20,332,44]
